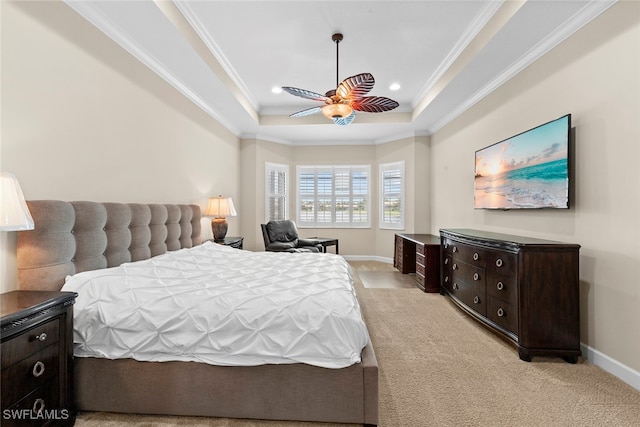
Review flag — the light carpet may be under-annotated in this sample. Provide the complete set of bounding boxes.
[75,262,640,427]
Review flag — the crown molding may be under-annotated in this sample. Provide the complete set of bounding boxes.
[426,0,618,135]
[64,0,242,136]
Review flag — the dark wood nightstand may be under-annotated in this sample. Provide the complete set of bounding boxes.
[1,291,77,426]
[208,237,243,249]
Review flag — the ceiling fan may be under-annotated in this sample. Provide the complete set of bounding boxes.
[282,33,399,126]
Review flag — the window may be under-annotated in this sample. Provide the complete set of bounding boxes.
[379,161,405,229]
[265,163,288,222]
[297,165,371,228]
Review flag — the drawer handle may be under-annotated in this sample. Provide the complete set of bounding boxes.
[453,246,458,253]
[32,398,45,416]
[496,281,504,291]
[497,308,505,317]
[496,258,503,268]
[473,252,479,261]
[32,361,45,377]
[452,263,458,270]
[35,332,48,342]
[473,296,480,304]
[444,276,449,283]
[444,258,449,265]
[473,272,480,281]
[453,282,459,290]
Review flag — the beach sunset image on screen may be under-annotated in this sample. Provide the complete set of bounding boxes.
[474,115,571,209]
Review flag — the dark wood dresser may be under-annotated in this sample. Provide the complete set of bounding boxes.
[1,291,77,426]
[394,234,441,292]
[440,229,581,362]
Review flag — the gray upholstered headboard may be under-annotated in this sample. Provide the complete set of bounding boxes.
[17,201,203,291]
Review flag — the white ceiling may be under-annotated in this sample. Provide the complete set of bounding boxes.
[64,0,615,145]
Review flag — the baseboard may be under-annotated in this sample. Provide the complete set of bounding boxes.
[342,255,393,264]
[581,343,640,391]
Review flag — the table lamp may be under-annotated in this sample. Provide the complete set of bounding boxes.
[0,172,34,231]
[205,195,236,241]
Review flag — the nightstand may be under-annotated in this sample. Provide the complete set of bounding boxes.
[208,237,243,249]
[1,291,77,426]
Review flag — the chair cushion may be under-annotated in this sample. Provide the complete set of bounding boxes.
[266,220,299,243]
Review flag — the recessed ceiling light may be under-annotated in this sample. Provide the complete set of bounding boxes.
[272,86,283,94]
[389,83,401,91]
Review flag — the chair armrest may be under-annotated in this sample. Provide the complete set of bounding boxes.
[298,238,320,247]
[266,241,296,251]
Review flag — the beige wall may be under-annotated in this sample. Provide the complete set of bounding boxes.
[0,1,240,292]
[239,138,292,251]
[430,2,640,374]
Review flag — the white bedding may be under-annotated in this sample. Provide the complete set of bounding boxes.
[61,242,370,369]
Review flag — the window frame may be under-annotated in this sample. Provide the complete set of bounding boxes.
[265,162,289,223]
[296,165,371,228]
[379,160,405,230]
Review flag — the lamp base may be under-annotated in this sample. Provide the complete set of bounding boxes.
[211,218,228,241]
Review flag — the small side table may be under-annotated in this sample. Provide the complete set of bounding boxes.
[208,237,243,249]
[309,237,339,254]
[1,290,78,426]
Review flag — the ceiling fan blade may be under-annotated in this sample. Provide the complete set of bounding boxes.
[333,111,356,126]
[281,86,331,102]
[352,96,399,113]
[336,73,375,100]
[290,106,323,118]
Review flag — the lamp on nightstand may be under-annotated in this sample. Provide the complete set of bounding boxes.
[0,172,34,231]
[205,195,236,241]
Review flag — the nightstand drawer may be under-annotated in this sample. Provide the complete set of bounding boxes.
[5,381,59,427]
[2,318,60,367]
[1,343,59,408]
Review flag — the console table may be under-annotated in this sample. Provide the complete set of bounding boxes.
[440,229,581,362]
[394,234,441,292]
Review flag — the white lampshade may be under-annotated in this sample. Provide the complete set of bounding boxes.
[205,196,237,218]
[0,172,34,231]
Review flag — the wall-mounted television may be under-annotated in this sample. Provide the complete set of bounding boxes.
[474,114,571,209]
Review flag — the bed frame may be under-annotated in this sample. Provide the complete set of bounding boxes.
[16,200,378,425]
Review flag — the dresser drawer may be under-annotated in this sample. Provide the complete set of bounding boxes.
[486,296,518,335]
[451,242,486,265]
[442,255,453,292]
[442,238,454,257]
[451,280,486,314]
[416,261,425,277]
[452,260,484,286]
[2,318,60,367]
[1,343,59,408]
[416,243,428,256]
[485,250,516,277]
[486,273,518,305]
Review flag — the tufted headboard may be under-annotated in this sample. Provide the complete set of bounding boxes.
[17,201,203,291]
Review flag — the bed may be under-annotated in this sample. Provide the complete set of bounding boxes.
[16,200,378,426]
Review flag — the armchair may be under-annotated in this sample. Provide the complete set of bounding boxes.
[261,220,323,253]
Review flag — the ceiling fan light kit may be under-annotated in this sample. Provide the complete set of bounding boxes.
[282,33,398,126]
[322,103,353,119]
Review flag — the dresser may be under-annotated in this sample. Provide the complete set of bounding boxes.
[394,234,441,292]
[440,229,581,363]
[1,291,77,426]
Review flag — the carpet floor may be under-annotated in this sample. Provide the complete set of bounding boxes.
[75,262,640,426]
